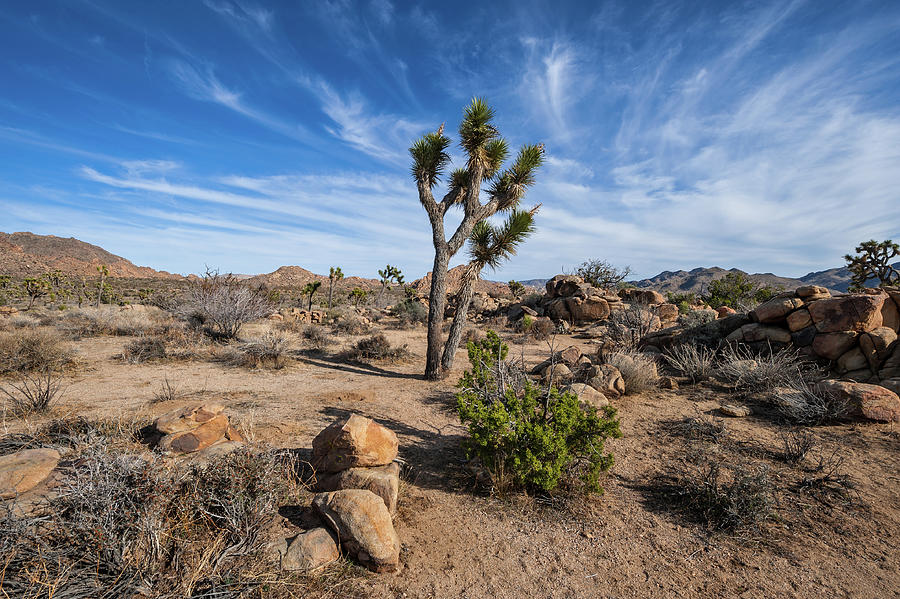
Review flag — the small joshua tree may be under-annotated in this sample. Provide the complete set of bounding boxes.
[301,281,322,311]
[411,98,543,380]
[327,266,344,309]
[377,265,403,303]
[22,277,51,310]
[844,239,900,291]
[507,280,525,299]
[95,265,109,308]
[349,287,369,308]
[441,207,537,372]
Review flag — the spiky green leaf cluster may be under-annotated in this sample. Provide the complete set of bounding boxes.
[410,132,451,189]
[488,144,544,210]
[468,209,535,271]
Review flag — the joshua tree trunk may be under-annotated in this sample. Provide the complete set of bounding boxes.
[440,263,479,372]
[424,219,450,380]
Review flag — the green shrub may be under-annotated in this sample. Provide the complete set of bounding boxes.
[390,298,427,327]
[456,331,621,494]
[702,272,780,311]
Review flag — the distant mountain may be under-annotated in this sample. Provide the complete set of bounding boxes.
[0,232,182,279]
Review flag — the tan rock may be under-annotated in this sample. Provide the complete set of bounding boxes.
[154,402,225,435]
[739,323,791,344]
[312,414,399,473]
[719,404,751,417]
[566,296,610,321]
[317,462,400,514]
[817,379,900,422]
[313,489,400,572]
[0,449,60,500]
[880,343,900,379]
[836,347,868,373]
[569,383,610,409]
[879,378,900,396]
[557,346,583,367]
[586,364,626,398]
[658,376,679,390]
[545,275,584,298]
[542,363,573,384]
[657,303,679,322]
[786,308,813,332]
[752,297,804,324]
[717,306,737,318]
[881,296,899,332]
[278,527,340,572]
[811,331,859,360]
[545,298,572,321]
[859,327,898,370]
[808,294,885,333]
[158,414,229,454]
[796,285,830,298]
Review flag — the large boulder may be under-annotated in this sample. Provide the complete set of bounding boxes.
[881,295,900,332]
[727,323,791,344]
[0,449,60,500]
[796,285,830,299]
[557,346,583,367]
[816,380,900,423]
[317,462,400,514]
[542,363,573,384]
[544,298,572,321]
[808,295,885,333]
[786,308,813,332]
[545,275,584,299]
[154,403,225,435]
[859,327,898,370]
[879,343,900,379]
[566,296,610,321]
[158,414,229,454]
[313,489,400,572]
[619,288,665,305]
[277,527,340,572]
[312,414,399,473]
[568,383,610,409]
[811,331,859,361]
[836,347,868,374]
[657,303,679,323]
[751,297,804,324]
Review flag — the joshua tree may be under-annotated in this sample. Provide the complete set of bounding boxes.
[507,280,525,299]
[301,281,322,311]
[349,287,369,308]
[441,207,537,372]
[844,239,900,291]
[95,265,109,308]
[22,277,51,310]
[327,266,344,309]
[411,98,543,380]
[377,265,403,303]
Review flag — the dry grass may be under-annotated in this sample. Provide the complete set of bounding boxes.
[0,327,76,374]
[716,344,815,392]
[662,343,716,382]
[773,381,849,425]
[606,349,659,393]
[1,371,65,416]
[121,334,168,364]
[300,324,332,351]
[342,333,409,363]
[236,330,293,369]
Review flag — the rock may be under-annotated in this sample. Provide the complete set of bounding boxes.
[880,343,900,379]
[317,462,400,514]
[189,440,245,462]
[586,364,626,398]
[752,297,804,324]
[808,294,885,333]
[313,489,400,572]
[545,298,572,321]
[618,288,665,305]
[791,325,818,347]
[558,346,583,367]
[786,308,813,332]
[879,378,900,396]
[657,303,679,322]
[716,306,737,318]
[268,313,284,321]
[658,376,679,390]
[859,327,898,370]
[811,331,859,361]
[738,323,792,344]
[154,403,225,435]
[796,285,830,298]
[569,383,610,409]
[836,347,868,373]
[545,275,584,299]
[566,296,610,321]
[0,449,60,500]
[278,527,340,572]
[312,414,399,473]
[521,305,538,318]
[542,363,573,384]
[158,414,229,454]
[719,404,751,417]
[816,379,900,422]
[881,296,899,332]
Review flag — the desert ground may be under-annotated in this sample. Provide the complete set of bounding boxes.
[2,307,897,599]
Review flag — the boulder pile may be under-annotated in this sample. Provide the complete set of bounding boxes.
[278,414,402,573]
[275,307,326,324]
[529,344,637,406]
[152,402,244,456]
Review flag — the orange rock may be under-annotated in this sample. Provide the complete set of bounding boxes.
[312,414,399,472]
[158,414,229,454]
[154,402,225,435]
[0,448,60,500]
[808,295,884,333]
[313,489,400,572]
[817,380,900,422]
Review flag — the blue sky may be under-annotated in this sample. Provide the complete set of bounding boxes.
[1,0,898,280]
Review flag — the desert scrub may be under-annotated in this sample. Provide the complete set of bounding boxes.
[1,371,65,416]
[177,270,272,340]
[672,460,774,532]
[331,313,371,335]
[0,327,75,374]
[605,349,659,393]
[716,344,816,392]
[237,330,292,368]
[121,334,167,364]
[390,298,427,328]
[456,331,621,494]
[299,323,332,351]
[343,333,409,363]
[773,380,848,424]
[663,343,716,382]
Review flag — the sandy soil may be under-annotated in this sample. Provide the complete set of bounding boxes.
[4,323,898,599]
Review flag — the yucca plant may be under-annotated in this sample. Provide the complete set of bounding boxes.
[441,207,537,371]
[327,266,343,309]
[411,98,543,380]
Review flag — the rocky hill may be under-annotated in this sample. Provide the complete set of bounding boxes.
[411,265,511,297]
[246,265,381,291]
[0,232,182,279]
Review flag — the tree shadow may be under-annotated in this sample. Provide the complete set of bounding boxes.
[297,354,423,380]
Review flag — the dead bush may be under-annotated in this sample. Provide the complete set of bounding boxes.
[1,371,65,416]
[607,305,657,349]
[121,335,167,364]
[0,327,75,374]
[663,343,716,382]
[300,324,332,351]
[676,460,774,532]
[343,333,409,363]
[606,349,659,393]
[178,271,272,340]
[57,306,170,338]
[9,314,39,328]
[462,327,484,346]
[151,377,181,404]
[530,317,554,341]
[717,344,814,392]
[797,450,856,501]
[332,314,371,335]
[670,412,730,444]
[774,380,849,425]
[779,429,816,464]
[237,330,292,369]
